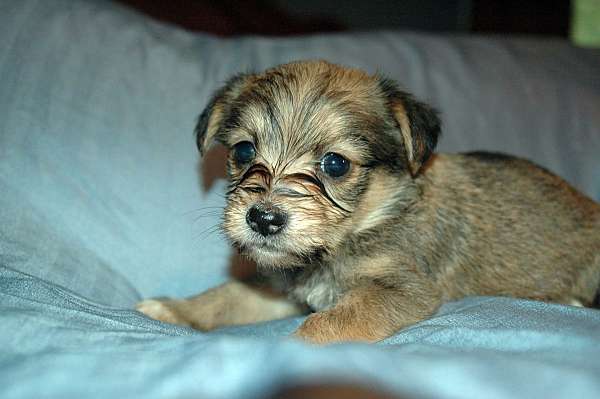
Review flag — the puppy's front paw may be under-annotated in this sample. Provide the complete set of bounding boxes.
[294,312,343,345]
[294,311,388,344]
[136,299,190,326]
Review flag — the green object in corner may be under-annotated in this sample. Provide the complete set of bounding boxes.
[572,0,600,47]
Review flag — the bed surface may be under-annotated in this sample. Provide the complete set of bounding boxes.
[1,1,600,398]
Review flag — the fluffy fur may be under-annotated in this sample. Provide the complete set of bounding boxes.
[137,61,600,344]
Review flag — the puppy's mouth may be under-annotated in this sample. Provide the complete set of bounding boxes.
[238,239,287,256]
[234,234,308,266]
[235,237,325,268]
[250,242,282,254]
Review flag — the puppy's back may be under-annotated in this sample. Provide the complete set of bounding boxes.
[421,152,600,305]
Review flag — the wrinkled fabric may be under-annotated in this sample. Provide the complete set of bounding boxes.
[1,1,599,398]
[3,265,600,399]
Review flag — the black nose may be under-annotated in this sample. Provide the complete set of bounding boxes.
[246,206,287,236]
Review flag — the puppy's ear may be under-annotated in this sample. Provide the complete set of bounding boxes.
[195,73,250,155]
[379,78,441,175]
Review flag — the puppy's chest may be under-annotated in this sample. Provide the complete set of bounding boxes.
[274,266,344,312]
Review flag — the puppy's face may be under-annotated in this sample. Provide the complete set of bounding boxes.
[196,61,440,267]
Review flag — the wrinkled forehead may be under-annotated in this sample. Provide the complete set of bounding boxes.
[227,73,384,165]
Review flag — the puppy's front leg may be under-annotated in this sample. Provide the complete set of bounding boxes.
[137,280,304,331]
[295,282,440,344]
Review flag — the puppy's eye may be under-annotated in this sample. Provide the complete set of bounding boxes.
[233,141,256,165]
[320,152,350,178]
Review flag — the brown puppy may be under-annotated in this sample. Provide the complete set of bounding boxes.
[137,60,600,344]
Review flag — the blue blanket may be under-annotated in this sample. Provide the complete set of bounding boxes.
[3,265,600,398]
[1,1,600,398]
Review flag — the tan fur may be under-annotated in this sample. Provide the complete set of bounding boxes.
[352,171,408,233]
[202,105,225,150]
[390,102,415,173]
[136,280,303,331]
[137,61,600,344]
[295,280,437,343]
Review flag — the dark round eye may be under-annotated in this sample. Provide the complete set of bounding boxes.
[233,141,256,165]
[320,152,350,178]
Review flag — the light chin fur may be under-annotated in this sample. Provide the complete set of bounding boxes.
[242,246,291,268]
[242,243,314,269]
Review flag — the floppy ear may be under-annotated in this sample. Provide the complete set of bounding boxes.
[195,73,250,155]
[379,78,441,176]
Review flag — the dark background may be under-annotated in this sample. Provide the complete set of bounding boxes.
[117,0,570,37]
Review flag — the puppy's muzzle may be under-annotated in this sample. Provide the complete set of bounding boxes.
[246,205,287,236]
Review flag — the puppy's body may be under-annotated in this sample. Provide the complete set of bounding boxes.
[137,61,600,343]
[284,153,600,312]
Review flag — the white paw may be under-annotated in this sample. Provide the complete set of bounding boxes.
[568,299,584,307]
[136,299,187,325]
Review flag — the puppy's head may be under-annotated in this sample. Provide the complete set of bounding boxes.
[196,61,440,267]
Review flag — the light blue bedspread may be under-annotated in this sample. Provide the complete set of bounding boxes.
[1,1,599,398]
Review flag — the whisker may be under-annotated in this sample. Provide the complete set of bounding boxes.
[192,213,222,223]
[181,206,224,217]
[194,224,223,240]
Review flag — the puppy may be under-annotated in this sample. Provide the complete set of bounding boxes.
[137,60,600,343]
